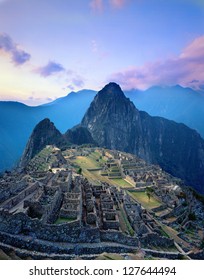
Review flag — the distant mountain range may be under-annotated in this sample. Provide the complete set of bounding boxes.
[21,83,204,194]
[1,84,204,173]
[0,90,95,172]
[126,85,204,139]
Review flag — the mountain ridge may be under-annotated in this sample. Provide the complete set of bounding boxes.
[20,82,204,194]
[1,84,204,173]
[80,83,204,194]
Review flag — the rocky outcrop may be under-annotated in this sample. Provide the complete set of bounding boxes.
[81,82,204,193]
[20,119,96,167]
[20,118,66,167]
[65,125,96,146]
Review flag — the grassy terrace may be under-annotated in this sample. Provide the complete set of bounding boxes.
[70,151,137,190]
[118,205,135,236]
[128,190,162,210]
[74,156,101,169]
[110,178,133,188]
[28,146,55,171]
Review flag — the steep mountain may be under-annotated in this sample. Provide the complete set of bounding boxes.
[20,118,66,167]
[65,125,96,146]
[0,90,96,172]
[125,85,204,138]
[81,83,204,194]
[1,85,204,174]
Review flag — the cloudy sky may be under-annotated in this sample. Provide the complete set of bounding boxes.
[0,0,204,105]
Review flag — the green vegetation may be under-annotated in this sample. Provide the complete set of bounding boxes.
[71,151,135,189]
[110,178,133,188]
[119,205,135,236]
[27,146,59,172]
[128,190,162,210]
[77,167,82,174]
[145,186,154,202]
[74,156,100,169]
[89,151,107,164]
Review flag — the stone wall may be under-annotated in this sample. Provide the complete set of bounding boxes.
[0,210,100,243]
[189,249,204,260]
[0,210,141,247]
[0,182,39,210]
[143,248,181,260]
[100,230,139,247]
[60,191,82,222]
[0,180,28,204]
[41,189,63,224]
[0,231,137,259]
[140,233,174,248]
[102,211,119,230]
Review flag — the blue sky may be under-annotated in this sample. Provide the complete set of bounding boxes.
[0,0,204,105]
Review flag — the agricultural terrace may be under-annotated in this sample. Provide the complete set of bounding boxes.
[128,190,162,210]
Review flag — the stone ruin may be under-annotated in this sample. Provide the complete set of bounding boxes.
[2,147,203,259]
[0,164,178,259]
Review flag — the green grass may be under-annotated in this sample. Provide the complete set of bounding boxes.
[28,146,58,172]
[110,166,120,171]
[109,169,120,173]
[110,178,133,188]
[90,151,101,158]
[119,205,135,236]
[74,156,100,169]
[70,153,134,188]
[128,191,162,210]
[89,151,108,164]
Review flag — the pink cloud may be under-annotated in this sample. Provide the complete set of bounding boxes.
[109,0,127,9]
[90,0,103,12]
[108,35,204,91]
[180,35,204,59]
[90,0,128,12]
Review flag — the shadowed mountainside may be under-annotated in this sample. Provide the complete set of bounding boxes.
[80,83,204,194]
[20,83,204,194]
[1,85,204,173]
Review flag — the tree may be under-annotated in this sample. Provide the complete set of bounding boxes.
[146,191,151,202]
[77,167,82,175]
[146,186,154,202]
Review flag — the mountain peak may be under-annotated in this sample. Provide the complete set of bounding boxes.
[80,83,204,194]
[81,82,139,152]
[20,118,66,167]
[97,82,125,99]
[33,118,55,131]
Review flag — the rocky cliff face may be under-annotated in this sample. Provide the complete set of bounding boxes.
[81,83,204,193]
[20,118,66,167]
[82,83,142,154]
[65,125,96,146]
[20,83,204,193]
